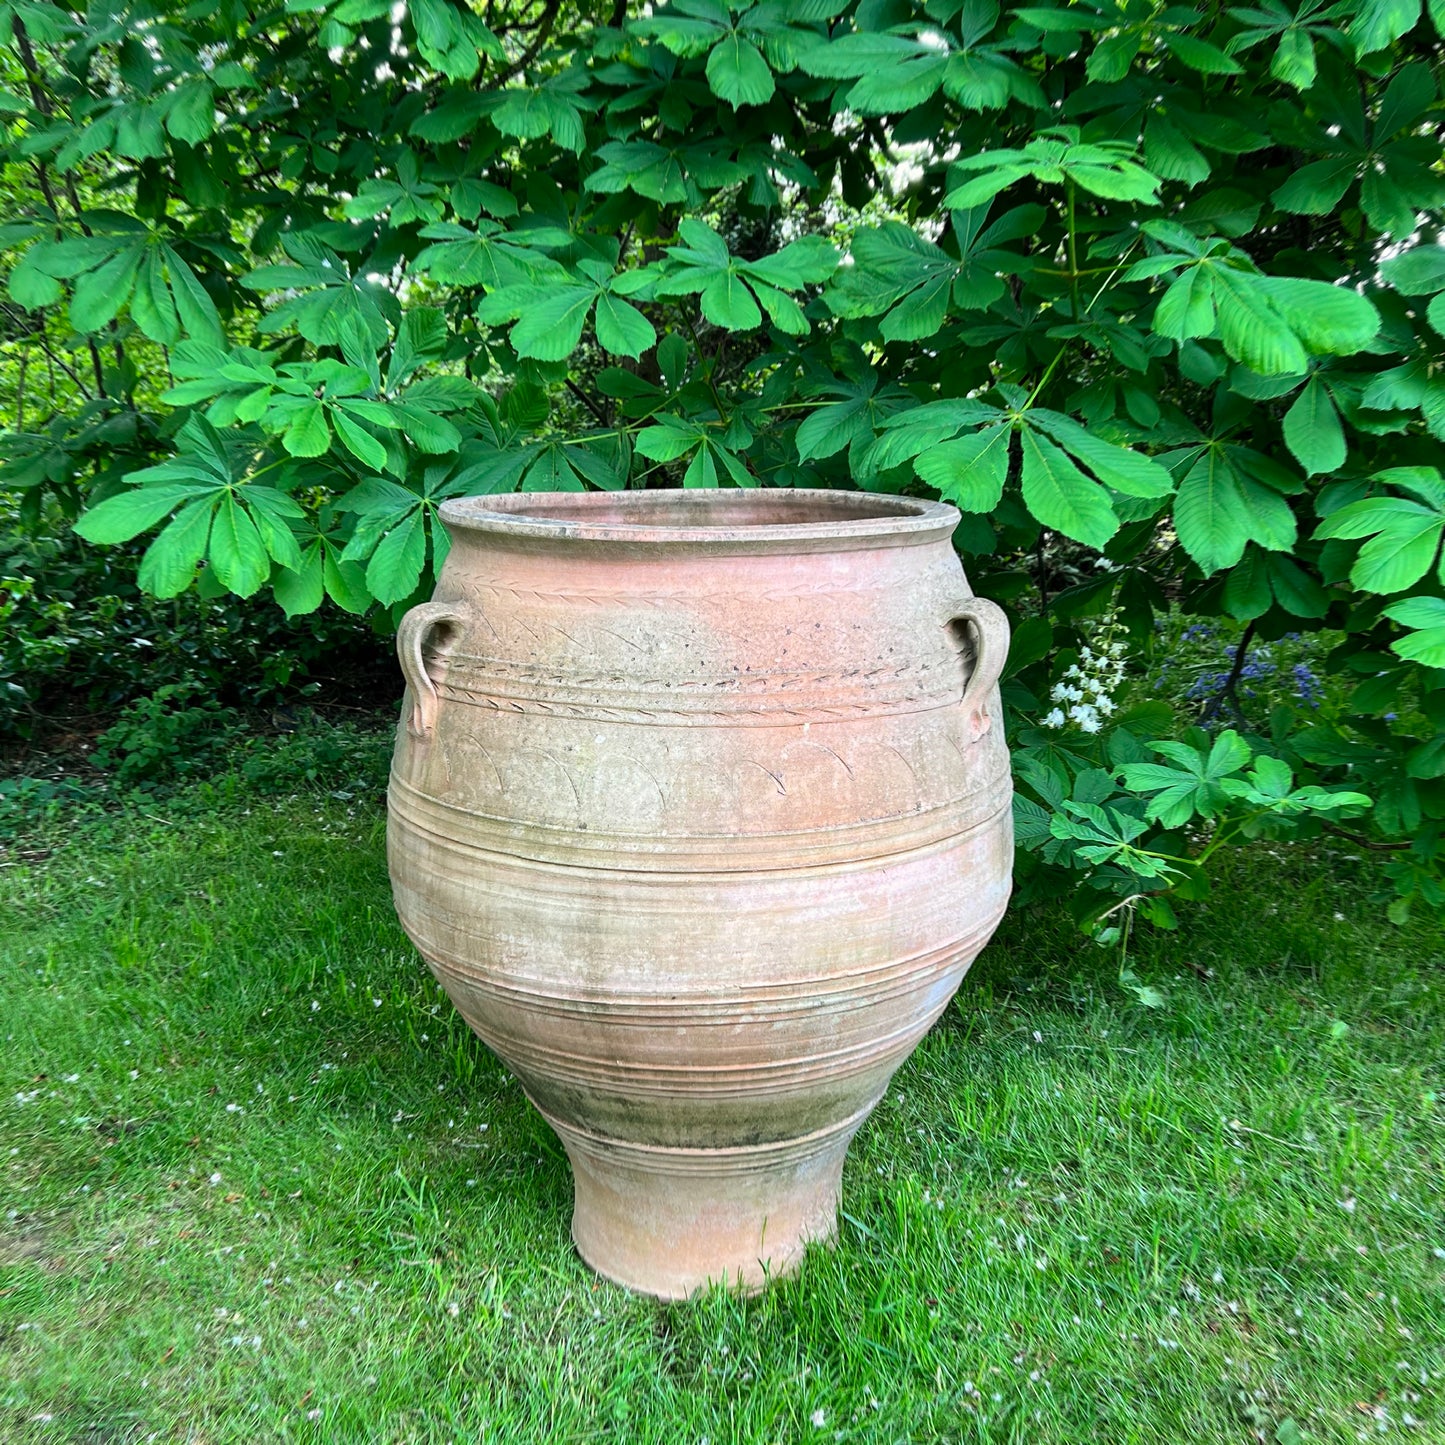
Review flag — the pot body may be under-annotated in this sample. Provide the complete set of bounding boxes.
[386,491,1012,1298]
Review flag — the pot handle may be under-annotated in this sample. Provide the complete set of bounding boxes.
[397,600,468,739]
[947,596,1010,743]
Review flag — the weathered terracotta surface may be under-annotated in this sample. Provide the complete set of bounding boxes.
[386,490,1012,1299]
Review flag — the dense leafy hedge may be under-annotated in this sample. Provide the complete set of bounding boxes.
[0,501,388,734]
[3,0,1443,938]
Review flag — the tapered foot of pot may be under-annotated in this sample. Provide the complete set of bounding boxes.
[540,1105,873,1300]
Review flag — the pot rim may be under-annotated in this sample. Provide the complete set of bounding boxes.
[438,489,961,550]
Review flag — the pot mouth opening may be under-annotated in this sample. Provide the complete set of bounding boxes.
[438,489,959,547]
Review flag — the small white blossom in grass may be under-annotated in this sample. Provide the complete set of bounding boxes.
[209,1173,222,1186]
[310,1001,319,1012]
[446,1301,460,1318]
[810,1409,826,1429]
[372,998,382,1008]
[306,1408,321,1421]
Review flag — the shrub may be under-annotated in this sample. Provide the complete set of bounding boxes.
[2,0,1441,933]
[0,498,390,738]
[89,681,243,786]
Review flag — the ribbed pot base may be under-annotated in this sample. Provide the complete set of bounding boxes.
[541,1103,873,1300]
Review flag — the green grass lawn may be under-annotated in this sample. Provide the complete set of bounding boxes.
[1,786,1442,1444]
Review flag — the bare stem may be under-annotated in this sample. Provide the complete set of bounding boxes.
[1199,622,1258,728]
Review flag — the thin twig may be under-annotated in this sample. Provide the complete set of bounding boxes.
[29,333,94,400]
[563,377,608,427]
[1320,822,1409,853]
[487,0,561,87]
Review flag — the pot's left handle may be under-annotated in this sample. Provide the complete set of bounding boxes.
[397,600,468,739]
[947,596,1010,744]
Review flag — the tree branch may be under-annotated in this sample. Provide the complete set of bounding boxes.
[488,0,561,86]
[1199,622,1257,728]
[11,17,109,396]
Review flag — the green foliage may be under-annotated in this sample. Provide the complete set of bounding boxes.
[89,687,391,794]
[3,0,1444,938]
[0,501,386,737]
[90,680,243,786]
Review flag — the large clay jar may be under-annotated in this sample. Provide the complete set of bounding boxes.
[387,490,1012,1299]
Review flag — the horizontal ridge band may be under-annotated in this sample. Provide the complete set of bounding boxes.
[388,768,1011,876]
[534,1095,880,1175]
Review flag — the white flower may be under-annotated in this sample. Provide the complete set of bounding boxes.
[810,1409,827,1429]
[1043,609,1129,731]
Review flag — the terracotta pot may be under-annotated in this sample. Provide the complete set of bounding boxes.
[386,490,1012,1299]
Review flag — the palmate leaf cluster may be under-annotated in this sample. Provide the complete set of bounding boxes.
[2,0,1444,930]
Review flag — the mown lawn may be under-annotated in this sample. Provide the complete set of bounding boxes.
[1,786,1442,1444]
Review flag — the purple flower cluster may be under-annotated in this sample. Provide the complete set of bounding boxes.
[1152,623,1329,713]
[1184,649,1276,701]
[1292,662,1322,707]
[1184,669,1230,701]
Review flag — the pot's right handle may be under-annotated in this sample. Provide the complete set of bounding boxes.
[947,597,1010,744]
[397,600,468,739]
